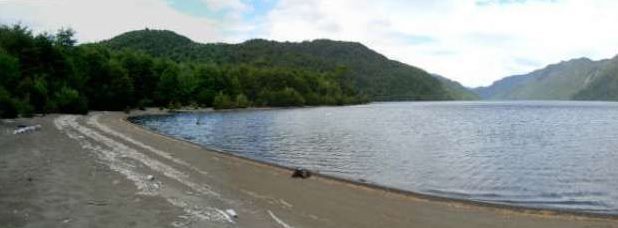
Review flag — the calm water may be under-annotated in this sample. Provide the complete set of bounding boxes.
[131,101,618,214]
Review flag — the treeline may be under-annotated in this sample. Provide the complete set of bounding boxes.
[0,25,366,118]
[103,29,458,101]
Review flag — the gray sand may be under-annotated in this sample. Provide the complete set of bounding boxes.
[1,111,617,227]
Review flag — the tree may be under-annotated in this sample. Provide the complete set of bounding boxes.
[0,50,20,89]
[261,87,305,107]
[118,50,157,104]
[53,86,88,114]
[54,28,76,47]
[176,64,199,103]
[81,47,134,110]
[104,59,134,110]
[155,61,181,105]
[0,86,18,118]
[235,94,250,108]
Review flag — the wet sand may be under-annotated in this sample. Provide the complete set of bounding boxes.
[1,111,617,227]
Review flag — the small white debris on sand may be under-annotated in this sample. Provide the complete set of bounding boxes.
[13,124,42,135]
[225,209,238,218]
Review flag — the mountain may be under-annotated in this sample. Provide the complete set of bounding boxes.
[432,74,479,100]
[472,74,534,100]
[101,29,472,101]
[474,57,614,100]
[573,56,618,100]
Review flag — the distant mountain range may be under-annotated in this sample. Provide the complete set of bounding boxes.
[474,56,618,101]
[100,29,479,101]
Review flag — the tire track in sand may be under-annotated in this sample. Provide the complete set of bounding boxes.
[54,115,234,227]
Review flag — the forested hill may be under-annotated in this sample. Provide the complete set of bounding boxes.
[101,29,473,101]
[474,56,618,100]
[0,25,366,118]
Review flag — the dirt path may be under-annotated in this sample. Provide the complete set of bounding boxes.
[1,112,617,227]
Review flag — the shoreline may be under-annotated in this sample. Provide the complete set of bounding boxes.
[2,111,618,227]
[125,111,618,220]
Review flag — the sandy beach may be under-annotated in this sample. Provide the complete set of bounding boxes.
[1,111,617,228]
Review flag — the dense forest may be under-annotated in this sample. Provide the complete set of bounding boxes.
[102,29,476,101]
[0,25,366,118]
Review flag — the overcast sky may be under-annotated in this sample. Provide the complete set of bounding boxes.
[1,0,617,87]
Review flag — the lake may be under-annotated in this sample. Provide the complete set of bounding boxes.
[130,101,618,215]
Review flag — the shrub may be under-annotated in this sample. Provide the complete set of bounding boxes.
[235,94,250,108]
[266,87,305,107]
[166,101,182,110]
[18,102,35,118]
[196,89,215,107]
[213,92,234,109]
[54,87,88,114]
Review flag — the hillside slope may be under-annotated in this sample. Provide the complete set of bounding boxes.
[474,58,612,100]
[573,56,618,100]
[472,74,534,99]
[102,29,474,101]
[432,74,479,100]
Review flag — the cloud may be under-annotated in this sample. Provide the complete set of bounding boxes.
[202,0,249,12]
[261,0,618,87]
[0,0,227,42]
[476,0,557,6]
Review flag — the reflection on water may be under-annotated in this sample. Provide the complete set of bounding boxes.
[131,101,618,214]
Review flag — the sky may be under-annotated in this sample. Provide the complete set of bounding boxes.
[1,0,618,87]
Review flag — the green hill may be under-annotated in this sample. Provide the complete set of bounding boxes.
[0,25,370,117]
[102,29,472,101]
